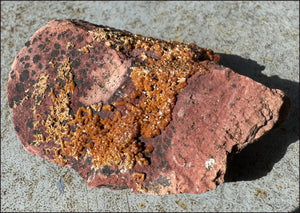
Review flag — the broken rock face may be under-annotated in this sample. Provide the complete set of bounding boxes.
[7,19,289,195]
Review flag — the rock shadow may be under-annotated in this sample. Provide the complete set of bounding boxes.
[217,53,299,182]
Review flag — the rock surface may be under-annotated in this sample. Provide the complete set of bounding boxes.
[6,19,290,195]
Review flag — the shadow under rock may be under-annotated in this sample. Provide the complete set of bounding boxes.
[216,53,299,182]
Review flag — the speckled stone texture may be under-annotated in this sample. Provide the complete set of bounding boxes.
[1,1,299,212]
[6,19,290,195]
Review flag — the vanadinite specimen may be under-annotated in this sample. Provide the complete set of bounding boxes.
[7,19,290,195]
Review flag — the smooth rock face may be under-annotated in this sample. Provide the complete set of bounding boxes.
[7,19,289,195]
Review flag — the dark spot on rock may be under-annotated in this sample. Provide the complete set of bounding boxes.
[38,63,43,70]
[38,44,45,50]
[190,122,195,130]
[97,82,104,88]
[32,38,37,44]
[44,111,49,117]
[10,70,15,78]
[161,160,167,166]
[166,130,173,139]
[86,63,90,67]
[51,50,59,58]
[20,70,29,82]
[230,102,235,108]
[45,37,50,42]
[15,82,24,93]
[36,95,43,103]
[76,34,83,43]
[42,148,47,155]
[100,166,114,177]
[31,70,36,76]
[86,157,92,165]
[102,71,110,79]
[79,69,87,77]
[26,119,34,129]
[74,77,83,86]
[77,102,86,108]
[72,58,81,68]
[163,137,171,145]
[53,67,58,75]
[43,48,50,53]
[25,41,30,47]
[20,57,24,62]
[68,49,78,57]
[236,97,240,101]
[9,96,21,108]
[153,135,162,143]
[33,129,43,134]
[57,34,61,40]
[24,63,30,68]
[81,82,90,90]
[178,153,182,158]
[15,126,20,132]
[45,83,54,93]
[61,50,66,55]
[232,84,236,88]
[155,175,171,187]
[24,55,30,61]
[61,30,69,38]
[57,78,66,87]
[156,145,165,157]
[183,143,188,147]
[54,43,61,49]
[163,144,168,150]
[33,55,41,64]
[28,48,32,53]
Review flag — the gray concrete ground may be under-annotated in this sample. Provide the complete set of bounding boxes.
[1,1,299,212]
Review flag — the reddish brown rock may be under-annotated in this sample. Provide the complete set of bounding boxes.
[7,19,289,195]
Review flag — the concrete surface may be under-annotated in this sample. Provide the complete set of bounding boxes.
[1,1,299,212]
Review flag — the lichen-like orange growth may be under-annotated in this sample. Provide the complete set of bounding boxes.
[34,30,214,172]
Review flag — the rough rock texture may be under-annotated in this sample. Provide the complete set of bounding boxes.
[6,19,290,195]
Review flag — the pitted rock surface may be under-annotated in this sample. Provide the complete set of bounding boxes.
[7,19,290,195]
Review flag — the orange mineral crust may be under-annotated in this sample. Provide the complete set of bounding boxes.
[7,19,289,195]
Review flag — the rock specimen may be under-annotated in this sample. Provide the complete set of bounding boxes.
[7,19,290,195]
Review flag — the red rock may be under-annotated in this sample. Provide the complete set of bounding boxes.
[7,19,289,195]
